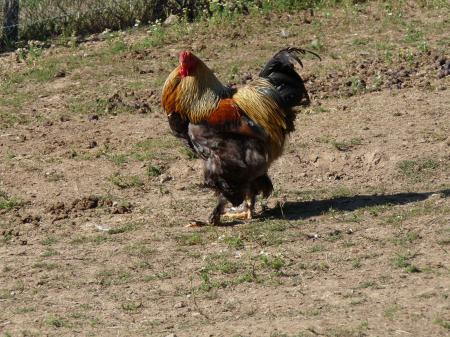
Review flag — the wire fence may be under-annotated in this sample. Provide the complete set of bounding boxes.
[0,2,116,32]
[0,0,203,48]
[0,0,324,49]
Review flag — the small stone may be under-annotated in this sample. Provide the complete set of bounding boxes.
[163,14,179,26]
[174,302,185,309]
[88,140,98,149]
[54,70,66,78]
[165,334,177,337]
[88,114,99,121]
[159,174,172,183]
[429,193,442,200]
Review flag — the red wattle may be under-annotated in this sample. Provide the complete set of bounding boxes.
[180,67,188,77]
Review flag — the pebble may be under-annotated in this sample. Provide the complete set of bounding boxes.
[164,14,179,26]
[88,140,98,149]
[159,174,172,183]
[174,302,185,309]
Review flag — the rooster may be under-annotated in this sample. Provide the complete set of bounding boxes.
[161,48,317,226]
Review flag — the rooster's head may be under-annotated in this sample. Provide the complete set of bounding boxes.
[179,50,199,78]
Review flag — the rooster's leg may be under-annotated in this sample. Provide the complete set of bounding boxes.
[208,194,227,225]
[223,192,255,221]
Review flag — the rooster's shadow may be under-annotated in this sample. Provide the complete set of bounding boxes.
[262,189,449,220]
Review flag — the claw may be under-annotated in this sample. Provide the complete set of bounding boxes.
[208,213,221,226]
[185,220,207,228]
[222,210,252,221]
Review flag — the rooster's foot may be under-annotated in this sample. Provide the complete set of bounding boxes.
[185,220,208,228]
[222,210,253,221]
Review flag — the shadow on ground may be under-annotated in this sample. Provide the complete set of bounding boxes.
[265,190,449,220]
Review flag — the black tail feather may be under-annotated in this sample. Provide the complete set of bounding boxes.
[259,47,319,109]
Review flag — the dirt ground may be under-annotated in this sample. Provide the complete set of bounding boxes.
[1,2,449,337]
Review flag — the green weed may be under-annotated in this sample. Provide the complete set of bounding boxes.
[109,173,143,189]
[397,159,440,181]
[224,235,244,249]
[176,233,204,246]
[384,305,401,320]
[0,191,22,211]
[392,253,420,273]
[146,165,163,177]
[434,317,450,330]
[45,316,68,328]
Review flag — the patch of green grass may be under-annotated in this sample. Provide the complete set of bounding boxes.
[305,106,329,114]
[179,147,197,159]
[223,235,244,249]
[96,269,133,286]
[14,307,35,314]
[108,222,138,235]
[132,136,179,161]
[350,297,367,306]
[352,76,366,91]
[358,281,377,289]
[70,235,109,245]
[109,39,128,54]
[45,316,69,328]
[434,317,450,330]
[176,233,204,246]
[133,26,167,49]
[383,202,445,227]
[0,191,22,211]
[198,252,260,291]
[360,204,393,217]
[41,236,58,246]
[352,258,362,269]
[392,253,421,273]
[143,271,172,282]
[403,26,424,44]
[303,308,321,317]
[67,97,109,115]
[331,187,354,198]
[397,159,440,181]
[124,243,154,257]
[384,305,401,320]
[331,140,351,152]
[121,301,143,312]
[310,37,324,52]
[310,262,330,271]
[204,255,241,275]
[308,244,325,253]
[108,173,143,189]
[127,81,146,90]
[392,231,420,246]
[108,153,128,166]
[240,220,289,246]
[352,38,370,46]
[1,233,13,244]
[41,249,59,257]
[32,262,58,270]
[146,165,163,177]
[369,74,384,91]
[260,255,286,275]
